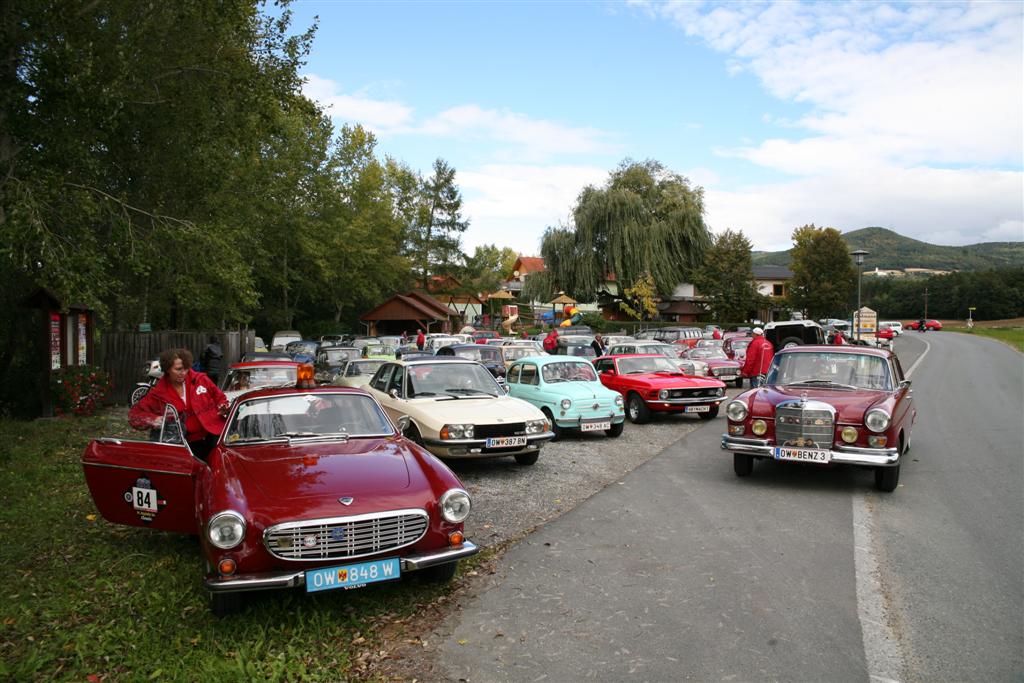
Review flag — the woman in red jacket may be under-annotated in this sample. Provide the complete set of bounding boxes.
[741,328,775,388]
[129,348,229,459]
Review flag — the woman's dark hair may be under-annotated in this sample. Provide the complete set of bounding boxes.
[159,348,194,373]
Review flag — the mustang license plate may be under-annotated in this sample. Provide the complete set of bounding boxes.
[485,436,527,448]
[774,447,831,463]
[684,405,711,413]
[306,558,400,593]
[580,421,611,432]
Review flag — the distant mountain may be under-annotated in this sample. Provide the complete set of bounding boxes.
[751,227,1024,271]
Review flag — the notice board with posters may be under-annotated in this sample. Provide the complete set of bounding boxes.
[856,307,878,341]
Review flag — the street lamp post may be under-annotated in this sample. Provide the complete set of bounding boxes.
[850,250,869,342]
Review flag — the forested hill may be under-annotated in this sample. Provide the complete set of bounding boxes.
[752,227,1024,271]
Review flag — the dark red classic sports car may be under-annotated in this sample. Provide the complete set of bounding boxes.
[593,354,727,423]
[721,346,916,492]
[82,367,478,615]
[905,319,943,331]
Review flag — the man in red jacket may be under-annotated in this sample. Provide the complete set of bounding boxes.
[741,328,774,388]
[543,328,559,354]
[129,347,229,459]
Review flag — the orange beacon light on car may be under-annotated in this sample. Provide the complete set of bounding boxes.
[296,364,316,389]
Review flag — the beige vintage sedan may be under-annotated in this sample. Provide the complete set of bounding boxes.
[362,358,554,465]
[331,359,388,388]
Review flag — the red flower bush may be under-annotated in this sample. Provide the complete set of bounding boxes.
[51,365,111,416]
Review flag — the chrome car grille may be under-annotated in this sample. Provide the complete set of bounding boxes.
[263,510,428,561]
[667,388,720,399]
[775,403,834,448]
[475,422,526,438]
[711,366,738,377]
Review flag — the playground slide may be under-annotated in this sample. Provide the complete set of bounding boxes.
[501,314,519,331]
[559,306,583,327]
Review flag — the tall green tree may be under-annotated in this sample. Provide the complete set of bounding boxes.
[693,229,765,323]
[406,158,468,287]
[787,224,857,318]
[529,159,711,302]
[460,244,518,294]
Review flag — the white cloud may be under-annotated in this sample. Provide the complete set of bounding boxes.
[458,164,610,253]
[302,74,414,131]
[704,165,1024,249]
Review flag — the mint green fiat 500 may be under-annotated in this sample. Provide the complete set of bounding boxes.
[507,355,626,439]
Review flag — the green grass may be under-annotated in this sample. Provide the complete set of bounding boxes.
[951,327,1024,352]
[0,412,469,681]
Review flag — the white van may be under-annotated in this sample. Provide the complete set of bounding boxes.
[270,330,302,352]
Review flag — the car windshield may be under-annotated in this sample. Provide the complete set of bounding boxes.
[689,348,728,360]
[697,340,723,348]
[225,392,394,444]
[616,356,681,374]
[453,347,501,362]
[287,341,317,354]
[566,345,596,357]
[503,346,540,361]
[365,344,394,355]
[542,361,598,383]
[407,362,500,398]
[731,339,751,350]
[345,360,385,377]
[324,348,359,364]
[635,344,674,358]
[768,352,892,390]
[223,366,297,392]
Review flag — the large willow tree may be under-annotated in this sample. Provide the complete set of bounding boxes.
[525,159,711,303]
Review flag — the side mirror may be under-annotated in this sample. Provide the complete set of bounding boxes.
[395,415,411,433]
[899,380,912,390]
[388,388,399,399]
[503,384,510,394]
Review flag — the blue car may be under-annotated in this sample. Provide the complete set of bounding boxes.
[507,355,626,439]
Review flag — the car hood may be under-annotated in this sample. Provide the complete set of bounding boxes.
[705,359,741,368]
[750,386,888,422]
[226,438,412,501]
[623,371,724,388]
[547,381,619,401]
[407,395,542,424]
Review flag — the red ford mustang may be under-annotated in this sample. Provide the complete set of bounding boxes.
[721,345,916,492]
[82,368,478,615]
[593,354,727,423]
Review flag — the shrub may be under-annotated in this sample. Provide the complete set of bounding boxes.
[50,365,112,417]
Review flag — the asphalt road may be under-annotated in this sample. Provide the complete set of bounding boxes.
[437,333,1023,682]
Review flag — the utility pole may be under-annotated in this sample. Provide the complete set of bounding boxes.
[924,287,929,318]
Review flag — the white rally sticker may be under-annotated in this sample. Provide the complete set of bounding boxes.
[131,487,159,512]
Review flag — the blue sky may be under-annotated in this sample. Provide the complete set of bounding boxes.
[291,0,1023,255]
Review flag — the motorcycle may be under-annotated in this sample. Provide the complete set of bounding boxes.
[130,359,162,406]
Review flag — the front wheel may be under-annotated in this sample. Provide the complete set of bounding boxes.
[626,394,651,424]
[734,453,753,477]
[697,406,719,420]
[875,465,900,492]
[514,452,539,466]
[543,410,563,441]
[130,385,150,406]
[605,421,624,437]
[209,591,244,617]
[419,561,458,583]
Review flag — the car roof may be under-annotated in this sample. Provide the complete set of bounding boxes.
[229,360,302,369]
[598,353,666,360]
[512,354,593,366]
[778,344,891,358]
[392,356,477,366]
[765,320,824,329]
[233,385,370,402]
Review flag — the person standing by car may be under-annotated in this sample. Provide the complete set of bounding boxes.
[129,348,228,459]
[590,334,606,357]
[543,328,559,354]
[200,335,223,385]
[416,329,425,351]
[741,327,774,388]
[712,328,722,340]
[832,328,846,345]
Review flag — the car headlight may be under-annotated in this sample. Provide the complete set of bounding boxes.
[726,400,748,422]
[441,424,475,439]
[841,426,859,443]
[560,398,572,411]
[439,489,471,523]
[716,388,725,397]
[207,511,245,550]
[658,389,669,400]
[525,418,546,434]
[865,409,890,433]
[614,395,624,407]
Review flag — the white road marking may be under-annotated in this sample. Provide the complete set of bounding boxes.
[852,333,929,682]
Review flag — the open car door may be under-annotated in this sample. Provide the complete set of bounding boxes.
[82,404,204,534]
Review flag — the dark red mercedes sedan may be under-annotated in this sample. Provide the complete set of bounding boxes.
[82,367,478,615]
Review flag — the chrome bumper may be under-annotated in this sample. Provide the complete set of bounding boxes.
[647,396,725,406]
[720,435,900,467]
[425,432,555,457]
[206,541,479,593]
[554,415,626,429]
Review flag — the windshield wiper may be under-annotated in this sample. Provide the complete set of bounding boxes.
[788,379,857,390]
[275,431,350,443]
[444,388,495,396]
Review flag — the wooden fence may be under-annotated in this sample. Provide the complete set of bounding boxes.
[99,330,254,405]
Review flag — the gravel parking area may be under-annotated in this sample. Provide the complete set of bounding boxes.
[445,391,741,549]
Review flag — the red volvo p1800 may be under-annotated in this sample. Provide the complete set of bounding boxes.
[81,367,478,615]
[721,346,916,492]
